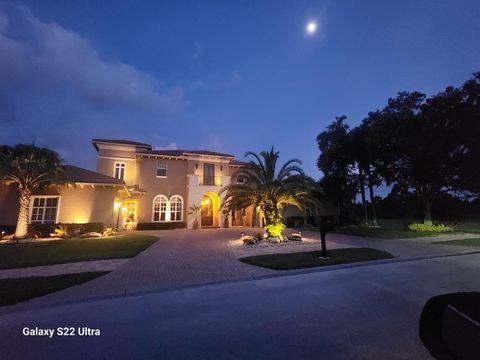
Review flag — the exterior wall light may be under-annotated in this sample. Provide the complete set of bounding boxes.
[114,201,121,211]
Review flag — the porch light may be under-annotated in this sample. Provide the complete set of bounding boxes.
[114,201,121,211]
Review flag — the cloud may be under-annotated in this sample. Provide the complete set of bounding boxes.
[0,4,188,168]
[0,5,187,116]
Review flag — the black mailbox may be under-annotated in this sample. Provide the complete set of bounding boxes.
[320,216,335,235]
[319,216,335,258]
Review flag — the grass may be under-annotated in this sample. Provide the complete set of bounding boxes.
[0,272,108,306]
[454,222,480,234]
[433,238,480,247]
[0,234,158,270]
[331,219,480,239]
[333,221,438,239]
[239,247,394,270]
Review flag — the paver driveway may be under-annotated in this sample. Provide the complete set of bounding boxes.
[9,228,274,308]
[4,227,478,312]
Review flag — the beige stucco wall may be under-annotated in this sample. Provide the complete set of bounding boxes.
[96,157,137,186]
[135,157,188,223]
[0,183,117,226]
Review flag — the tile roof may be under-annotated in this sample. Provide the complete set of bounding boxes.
[230,159,249,166]
[139,149,235,158]
[61,165,125,185]
[92,139,152,149]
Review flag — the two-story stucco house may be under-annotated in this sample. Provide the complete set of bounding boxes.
[92,139,258,230]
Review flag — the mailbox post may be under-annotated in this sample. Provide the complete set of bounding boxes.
[319,216,335,258]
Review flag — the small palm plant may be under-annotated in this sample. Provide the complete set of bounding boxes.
[188,204,202,230]
[221,147,316,238]
[0,145,63,239]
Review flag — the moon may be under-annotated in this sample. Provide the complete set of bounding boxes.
[306,21,317,34]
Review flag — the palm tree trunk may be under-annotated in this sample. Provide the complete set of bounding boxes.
[15,187,31,239]
[423,200,433,226]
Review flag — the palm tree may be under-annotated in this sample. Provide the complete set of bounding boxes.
[221,147,315,237]
[188,204,201,230]
[0,145,63,239]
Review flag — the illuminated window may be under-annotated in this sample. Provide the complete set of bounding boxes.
[114,162,126,180]
[156,160,167,177]
[152,195,168,222]
[30,196,59,224]
[170,196,183,221]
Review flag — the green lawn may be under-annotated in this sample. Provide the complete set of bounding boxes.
[454,222,480,234]
[0,234,158,270]
[239,247,394,270]
[333,223,438,239]
[433,238,480,247]
[331,219,478,239]
[0,272,108,306]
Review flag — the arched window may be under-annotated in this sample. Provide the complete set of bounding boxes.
[153,195,168,222]
[170,195,183,221]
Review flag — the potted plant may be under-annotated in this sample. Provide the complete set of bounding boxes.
[188,204,201,230]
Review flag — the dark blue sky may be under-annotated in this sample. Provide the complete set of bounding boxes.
[1,0,479,178]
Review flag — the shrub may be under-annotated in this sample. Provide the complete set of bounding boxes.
[241,235,257,245]
[50,224,83,238]
[31,223,103,238]
[137,222,187,230]
[0,225,16,235]
[265,222,286,238]
[102,227,117,237]
[408,223,453,232]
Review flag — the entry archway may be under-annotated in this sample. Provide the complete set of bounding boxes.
[200,192,221,228]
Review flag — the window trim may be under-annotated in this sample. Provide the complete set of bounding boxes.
[169,195,184,222]
[113,161,126,180]
[29,195,61,224]
[152,195,169,222]
[156,160,168,178]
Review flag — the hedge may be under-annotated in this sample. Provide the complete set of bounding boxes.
[0,225,16,235]
[137,222,186,230]
[29,223,104,238]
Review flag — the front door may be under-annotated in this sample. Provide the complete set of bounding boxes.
[201,196,213,227]
[123,201,137,230]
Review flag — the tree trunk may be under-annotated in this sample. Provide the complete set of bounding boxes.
[423,200,433,225]
[15,187,31,239]
[368,183,378,227]
[359,171,368,225]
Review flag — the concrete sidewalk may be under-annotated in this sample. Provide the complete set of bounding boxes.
[0,259,128,279]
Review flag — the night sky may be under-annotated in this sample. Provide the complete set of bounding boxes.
[1,0,479,179]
